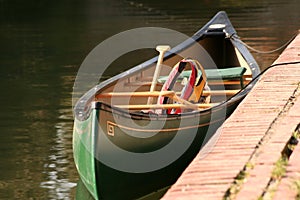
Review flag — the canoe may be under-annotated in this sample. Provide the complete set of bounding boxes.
[73,11,260,199]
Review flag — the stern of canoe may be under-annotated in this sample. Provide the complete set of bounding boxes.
[73,110,98,200]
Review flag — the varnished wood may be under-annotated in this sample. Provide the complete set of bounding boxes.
[148,45,171,104]
[96,89,239,99]
[96,91,174,98]
[202,90,239,96]
[125,79,251,87]
[113,103,214,110]
[208,80,250,85]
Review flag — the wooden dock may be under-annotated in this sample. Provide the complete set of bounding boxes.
[162,32,300,200]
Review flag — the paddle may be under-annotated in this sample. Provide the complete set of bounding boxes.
[147,45,171,104]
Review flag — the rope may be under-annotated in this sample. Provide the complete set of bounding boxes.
[231,32,298,54]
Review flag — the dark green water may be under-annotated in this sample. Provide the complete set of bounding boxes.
[0,0,299,199]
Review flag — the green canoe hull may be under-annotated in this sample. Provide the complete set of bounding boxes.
[73,111,98,199]
[73,99,240,199]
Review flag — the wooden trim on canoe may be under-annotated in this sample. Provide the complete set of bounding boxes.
[95,90,218,111]
[202,90,239,96]
[96,90,239,99]
[125,79,251,87]
[207,80,250,85]
[113,103,214,110]
[243,74,253,79]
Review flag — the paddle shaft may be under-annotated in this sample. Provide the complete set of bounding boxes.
[147,45,171,104]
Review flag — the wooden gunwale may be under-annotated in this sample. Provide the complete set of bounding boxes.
[124,79,250,87]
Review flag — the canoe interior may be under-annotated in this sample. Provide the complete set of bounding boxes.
[94,31,253,110]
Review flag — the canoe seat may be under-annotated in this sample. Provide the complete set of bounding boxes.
[158,67,247,88]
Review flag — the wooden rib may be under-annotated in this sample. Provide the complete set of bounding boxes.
[138,76,156,81]
[97,90,239,99]
[113,103,214,110]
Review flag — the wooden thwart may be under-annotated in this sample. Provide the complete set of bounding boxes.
[203,90,238,96]
[208,79,250,86]
[114,103,214,110]
[96,91,174,98]
[96,90,217,110]
[96,90,239,99]
[124,79,250,87]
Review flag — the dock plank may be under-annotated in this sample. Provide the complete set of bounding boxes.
[162,32,300,199]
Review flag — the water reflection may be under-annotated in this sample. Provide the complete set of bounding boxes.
[40,121,77,200]
[38,72,77,199]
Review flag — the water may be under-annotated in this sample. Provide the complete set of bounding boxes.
[0,0,299,199]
